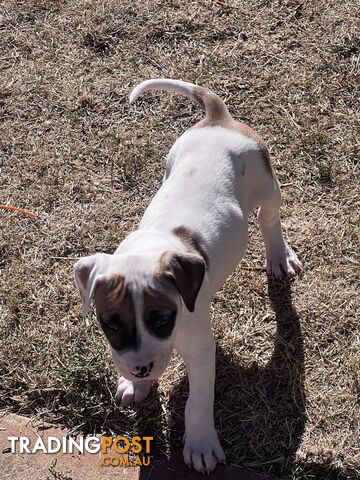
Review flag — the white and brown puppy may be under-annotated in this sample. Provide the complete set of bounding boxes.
[74,79,302,474]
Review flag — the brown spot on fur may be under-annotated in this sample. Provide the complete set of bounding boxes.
[143,285,177,310]
[241,164,246,176]
[143,285,177,317]
[172,225,209,267]
[142,286,178,338]
[97,274,127,305]
[94,274,137,351]
[192,86,273,176]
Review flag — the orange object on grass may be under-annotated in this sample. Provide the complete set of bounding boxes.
[0,205,37,219]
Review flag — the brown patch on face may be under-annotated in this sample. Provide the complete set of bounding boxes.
[191,87,273,176]
[172,225,209,267]
[143,285,177,310]
[142,286,177,339]
[94,274,137,351]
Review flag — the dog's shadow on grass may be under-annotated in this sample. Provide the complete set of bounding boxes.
[103,277,305,478]
[155,277,306,477]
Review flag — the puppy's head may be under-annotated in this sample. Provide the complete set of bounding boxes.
[74,251,205,380]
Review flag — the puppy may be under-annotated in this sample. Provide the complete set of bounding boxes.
[74,79,302,474]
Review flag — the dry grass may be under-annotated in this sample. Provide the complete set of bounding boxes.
[0,0,359,478]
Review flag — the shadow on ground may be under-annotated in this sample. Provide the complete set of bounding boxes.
[137,277,353,479]
[157,277,307,478]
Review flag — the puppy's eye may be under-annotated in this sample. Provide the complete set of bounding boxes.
[146,309,176,338]
[150,310,173,329]
[102,314,120,332]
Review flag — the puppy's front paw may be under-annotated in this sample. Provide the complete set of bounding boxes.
[266,245,302,279]
[183,427,225,474]
[115,377,152,406]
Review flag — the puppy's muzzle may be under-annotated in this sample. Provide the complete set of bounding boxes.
[131,361,154,378]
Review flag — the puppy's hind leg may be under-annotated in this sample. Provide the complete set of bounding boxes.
[258,179,302,279]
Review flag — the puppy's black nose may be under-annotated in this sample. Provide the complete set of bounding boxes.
[133,362,154,378]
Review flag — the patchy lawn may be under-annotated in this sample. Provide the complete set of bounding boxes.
[0,0,359,478]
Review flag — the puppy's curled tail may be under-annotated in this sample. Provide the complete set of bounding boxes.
[129,78,232,125]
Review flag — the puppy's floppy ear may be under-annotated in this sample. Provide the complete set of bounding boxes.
[74,253,109,315]
[161,252,206,313]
